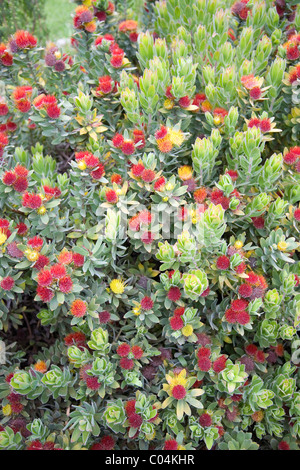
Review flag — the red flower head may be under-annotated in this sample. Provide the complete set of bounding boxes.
[164,439,178,450]
[178,95,190,108]
[117,343,131,357]
[28,236,43,251]
[131,345,143,359]
[225,308,237,323]
[98,310,111,324]
[252,216,265,229]
[111,174,122,185]
[119,357,134,370]
[216,255,230,270]
[172,384,186,399]
[194,187,207,204]
[14,30,37,49]
[167,286,181,301]
[231,299,249,312]
[199,413,212,428]
[125,400,136,416]
[236,310,250,325]
[36,286,54,302]
[2,171,16,186]
[70,299,87,317]
[174,306,185,317]
[245,344,258,356]
[0,276,15,290]
[22,192,42,210]
[197,357,212,371]
[140,296,154,310]
[34,255,50,271]
[141,169,156,183]
[85,376,101,390]
[59,276,73,293]
[213,355,227,373]
[105,189,118,204]
[154,176,166,191]
[155,125,168,140]
[238,283,253,298]
[121,140,135,155]
[72,253,85,267]
[47,104,61,119]
[50,264,67,279]
[249,86,262,100]
[131,163,145,177]
[37,269,53,287]
[169,315,184,330]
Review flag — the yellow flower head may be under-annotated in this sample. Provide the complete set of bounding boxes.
[0,232,7,246]
[2,404,12,416]
[182,324,193,337]
[178,165,193,181]
[163,369,188,396]
[78,160,87,170]
[234,240,244,249]
[157,137,173,153]
[277,241,287,252]
[167,128,185,147]
[25,249,39,262]
[110,279,125,295]
[133,305,141,316]
[164,99,175,110]
[34,360,47,373]
[37,205,46,215]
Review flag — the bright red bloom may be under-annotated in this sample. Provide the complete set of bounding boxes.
[254,350,265,363]
[111,174,122,185]
[131,345,143,359]
[194,187,207,203]
[197,347,211,358]
[121,141,135,155]
[112,133,124,148]
[50,264,66,279]
[294,208,300,221]
[22,192,42,209]
[110,53,124,68]
[259,118,271,133]
[141,169,156,183]
[154,176,166,191]
[117,343,131,357]
[238,283,253,298]
[84,153,99,168]
[13,177,28,192]
[90,436,115,450]
[70,299,87,317]
[236,310,250,325]
[105,189,118,204]
[231,299,249,312]
[172,384,186,399]
[199,413,212,428]
[37,270,53,287]
[169,315,184,330]
[197,357,212,371]
[178,95,190,108]
[128,413,143,428]
[2,171,16,186]
[33,255,50,271]
[64,332,86,348]
[0,103,8,115]
[91,164,105,180]
[125,400,136,416]
[155,125,168,140]
[278,441,290,450]
[72,253,85,267]
[15,223,28,236]
[245,344,258,356]
[225,308,237,323]
[27,440,43,450]
[133,129,145,148]
[119,357,134,370]
[0,276,15,290]
[164,439,178,450]
[36,286,54,302]
[14,30,37,49]
[27,236,43,251]
[47,104,61,119]
[213,355,227,373]
[140,296,153,310]
[85,376,101,390]
[216,255,230,270]
[174,306,185,317]
[287,45,300,61]
[167,286,181,301]
[131,163,145,177]
[59,276,73,293]
[249,86,262,100]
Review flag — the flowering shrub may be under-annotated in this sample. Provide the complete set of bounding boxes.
[0,0,300,452]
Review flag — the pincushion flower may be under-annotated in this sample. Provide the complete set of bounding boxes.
[22,192,42,210]
[110,279,125,294]
[13,30,37,49]
[0,276,15,291]
[70,299,87,317]
[161,369,204,419]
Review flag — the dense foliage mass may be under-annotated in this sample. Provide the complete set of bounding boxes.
[0,0,300,451]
